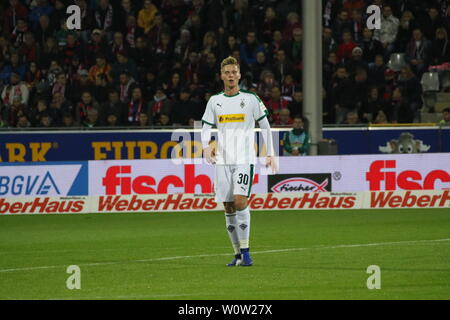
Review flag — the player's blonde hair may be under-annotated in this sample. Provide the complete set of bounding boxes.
[220,56,240,70]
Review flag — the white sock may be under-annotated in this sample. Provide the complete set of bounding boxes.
[236,206,250,249]
[225,212,240,255]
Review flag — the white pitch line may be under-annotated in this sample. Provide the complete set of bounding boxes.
[0,238,449,273]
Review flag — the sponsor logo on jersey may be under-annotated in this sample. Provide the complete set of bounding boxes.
[218,114,245,123]
[268,174,332,193]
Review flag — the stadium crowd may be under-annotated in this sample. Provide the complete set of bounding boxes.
[0,0,449,128]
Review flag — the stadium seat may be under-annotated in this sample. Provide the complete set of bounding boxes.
[421,72,440,92]
[387,53,406,72]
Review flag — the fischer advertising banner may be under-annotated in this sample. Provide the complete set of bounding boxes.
[0,153,449,214]
[0,190,449,214]
[89,153,450,196]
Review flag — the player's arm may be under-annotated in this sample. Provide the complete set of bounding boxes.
[258,116,277,172]
[201,121,217,164]
[253,95,277,173]
[201,98,217,164]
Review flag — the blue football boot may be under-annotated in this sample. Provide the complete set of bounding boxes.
[227,254,242,267]
[240,248,253,266]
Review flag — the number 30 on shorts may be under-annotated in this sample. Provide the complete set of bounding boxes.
[237,173,249,185]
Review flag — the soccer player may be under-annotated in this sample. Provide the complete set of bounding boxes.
[201,56,276,267]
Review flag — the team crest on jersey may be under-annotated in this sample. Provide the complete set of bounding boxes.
[240,99,245,108]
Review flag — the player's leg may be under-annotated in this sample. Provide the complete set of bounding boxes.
[233,164,255,266]
[215,165,241,266]
[223,201,241,266]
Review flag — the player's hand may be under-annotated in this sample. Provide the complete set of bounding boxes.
[203,146,217,164]
[265,156,278,174]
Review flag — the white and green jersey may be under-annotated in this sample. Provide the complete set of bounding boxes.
[202,90,269,165]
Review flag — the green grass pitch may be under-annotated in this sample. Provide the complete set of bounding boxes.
[0,209,449,300]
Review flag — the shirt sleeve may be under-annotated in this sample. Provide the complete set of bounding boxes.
[252,94,269,121]
[201,97,215,126]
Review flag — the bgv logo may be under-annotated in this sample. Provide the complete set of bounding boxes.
[0,172,60,195]
[366,160,450,190]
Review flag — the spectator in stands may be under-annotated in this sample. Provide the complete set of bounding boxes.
[136,112,150,127]
[430,27,450,65]
[397,65,422,112]
[373,5,399,58]
[258,70,279,101]
[94,0,117,38]
[29,99,48,126]
[265,86,290,124]
[89,54,113,84]
[283,12,301,41]
[171,87,200,126]
[155,113,171,126]
[1,72,29,108]
[49,92,74,125]
[68,69,95,104]
[8,96,28,126]
[387,86,414,123]
[164,72,183,101]
[331,65,356,124]
[138,0,159,34]
[117,71,136,104]
[147,87,172,125]
[28,0,54,29]
[322,27,337,62]
[282,115,310,156]
[372,109,389,124]
[240,31,265,67]
[274,108,293,126]
[421,6,444,41]
[394,10,416,53]
[25,61,42,92]
[261,6,282,44]
[112,51,138,83]
[83,108,101,128]
[62,112,76,127]
[105,111,119,127]
[3,0,28,35]
[75,91,100,125]
[11,18,29,49]
[342,111,362,124]
[331,9,352,41]
[110,32,130,61]
[34,15,53,45]
[368,54,387,85]
[62,33,83,68]
[405,28,431,75]
[201,31,219,59]
[40,36,59,69]
[39,113,53,128]
[16,114,31,128]
[438,107,450,125]
[361,86,385,123]
[1,52,27,82]
[337,30,357,62]
[288,88,303,117]
[273,49,294,82]
[360,27,384,64]
[100,89,125,126]
[84,29,108,66]
[126,86,145,126]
